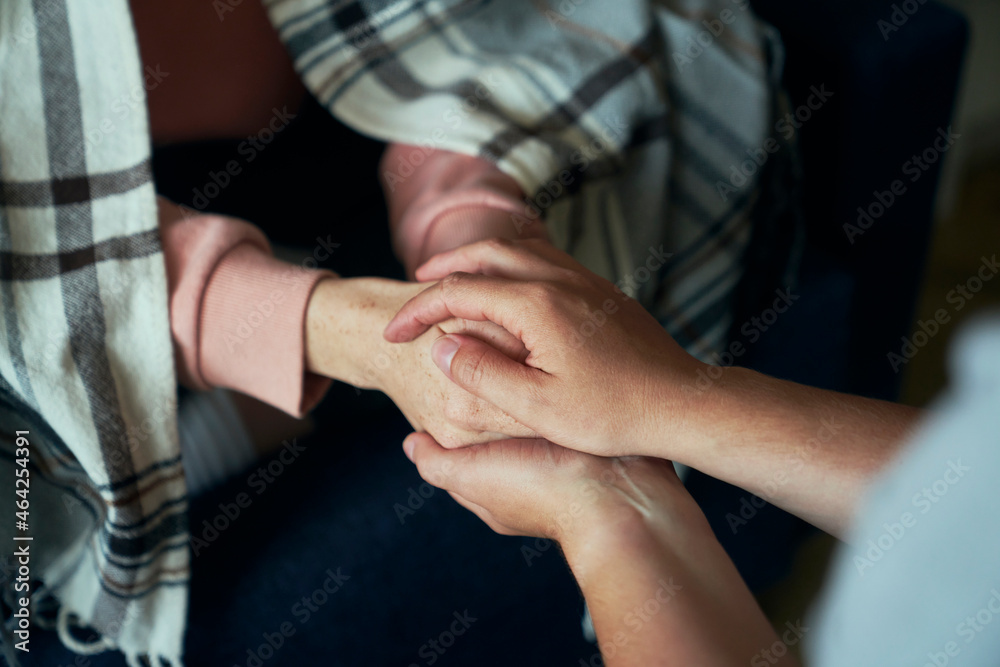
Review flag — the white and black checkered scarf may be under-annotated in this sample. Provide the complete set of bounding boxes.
[0,0,781,664]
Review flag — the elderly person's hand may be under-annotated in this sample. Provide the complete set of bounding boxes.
[306,277,536,448]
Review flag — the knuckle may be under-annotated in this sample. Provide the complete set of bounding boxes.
[523,377,551,415]
[437,429,465,451]
[443,396,467,423]
[440,271,468,296]
[557,267,588,289]
[485,237,513,252]
[455,349,487,389]
[535,282,564,312]
[524,282,554,307]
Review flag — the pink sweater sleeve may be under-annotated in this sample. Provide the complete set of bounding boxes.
[380,145,549,276]
[158,198,333,417]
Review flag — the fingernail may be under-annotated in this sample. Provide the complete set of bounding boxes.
[432,336,460,373]
[402,435,416,462]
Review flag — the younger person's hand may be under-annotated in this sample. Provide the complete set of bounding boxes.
[402,432,796,667]
[401,432,686,546]
[384,239,706,457]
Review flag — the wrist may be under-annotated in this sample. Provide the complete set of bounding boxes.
[305,277,408,390]
[560,502,649,583]
[632,353,714,460]
[652,363,782,469]
[559,460,703,577]
[561,488,710,593]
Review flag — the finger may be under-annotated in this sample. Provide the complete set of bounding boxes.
[431,334,548,431]
[405,433,546,497]
[383,272,535,343]
[476,417,538,441]
[415,238,577,282]
[441,397,538,444]
[447,489,488,518]
[436,320,532,436]
[404,432,468,492]
[440,318,529,364]
[447,491,521,536]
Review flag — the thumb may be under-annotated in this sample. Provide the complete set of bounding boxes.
[403,432,463,490]
[431,334,547,425]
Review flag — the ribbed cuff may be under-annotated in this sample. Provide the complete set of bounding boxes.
[197,243,334,417]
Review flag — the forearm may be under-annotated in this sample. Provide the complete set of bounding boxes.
[305,277,417,390]
[563,485,791,666]
[663,366,920,538]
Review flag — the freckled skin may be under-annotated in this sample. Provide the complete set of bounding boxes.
[306,277,537,448]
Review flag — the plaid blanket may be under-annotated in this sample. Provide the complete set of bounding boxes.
[267,0,783,356]
[0,0,781,664]
[0,1,185,665]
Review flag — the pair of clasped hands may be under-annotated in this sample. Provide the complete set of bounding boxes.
[343,237,914,665]
[376,238,805,665]
[380,238,699,543]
